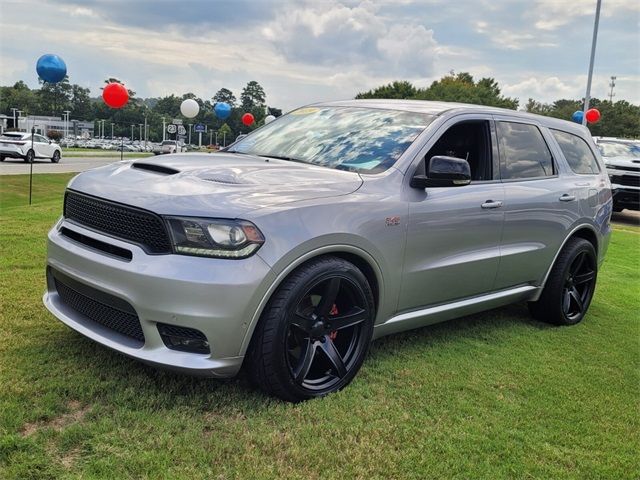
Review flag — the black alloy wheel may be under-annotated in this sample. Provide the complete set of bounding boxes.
[51,150,61,163]
[561,250,596,322]
[286,275,370,391]
[248,256,375,402]
[529,237,597,325]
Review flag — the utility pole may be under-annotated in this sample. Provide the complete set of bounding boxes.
[11,108,18,129]
[188,123,192,145]
[131,124,134,141]
[138,124,143,142]
[143,115,147,148]
[17,111,23,131]
[210,129,213,146]
[608,76,617,103]
[111,122,115,139]
[582,0,601,126]
[162,116,166,141]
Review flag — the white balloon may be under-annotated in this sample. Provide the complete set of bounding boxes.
[180,98,199,118]
[264,115,276,124]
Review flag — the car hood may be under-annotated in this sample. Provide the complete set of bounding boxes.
[603,155,640,169]
[67,152,363,217]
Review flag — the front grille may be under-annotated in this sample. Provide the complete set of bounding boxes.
[610,174,640,188]
[51,269,145,345]
[64,190,172,254]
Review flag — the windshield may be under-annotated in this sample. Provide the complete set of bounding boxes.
[228,106,433,173]
[598,142,639,158]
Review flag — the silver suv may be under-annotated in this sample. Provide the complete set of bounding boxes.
[44,100,612,402]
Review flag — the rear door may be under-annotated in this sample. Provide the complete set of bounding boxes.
[493,118,581,289]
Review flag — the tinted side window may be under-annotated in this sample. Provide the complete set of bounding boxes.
[497,122,554,179]
[551,129,600,174]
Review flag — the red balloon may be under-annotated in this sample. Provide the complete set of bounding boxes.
[102,82,129,109]
[585,108,601,123]
[241,113,255,126]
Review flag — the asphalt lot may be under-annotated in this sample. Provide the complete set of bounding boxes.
[0,156,124,175]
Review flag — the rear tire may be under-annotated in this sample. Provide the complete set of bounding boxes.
[51,150,61,163]
[528,238,597,326]
[246,256,375,402]
[24,149,34,163]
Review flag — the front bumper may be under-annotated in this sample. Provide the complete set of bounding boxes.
[611,185,639,211]
[43,219,275,377]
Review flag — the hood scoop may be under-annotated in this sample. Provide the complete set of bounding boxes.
[201,174,244,185]
[132,162,180,175]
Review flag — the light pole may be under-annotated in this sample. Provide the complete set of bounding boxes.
[138,124,143,143]
[100,119,105,139]
[188,123,192,145]
[10,108,18,129]
[582,0,602,126]
[131,124,134,141]
[111,122,115,139]
[161,116,166,141]
[143,114,147,148]
[63,110,71,138]
[17,111,23,131]
[608,76,617,103]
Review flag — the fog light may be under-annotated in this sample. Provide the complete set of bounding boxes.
[157,323,210,354]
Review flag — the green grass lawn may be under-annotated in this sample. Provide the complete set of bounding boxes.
[1,174,638,479]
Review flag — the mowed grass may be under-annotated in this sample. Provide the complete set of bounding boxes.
[1,174,638,479]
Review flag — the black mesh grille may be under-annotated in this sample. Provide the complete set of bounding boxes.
[157,323,207,340]
[53,272,145,344]
[64,190,172,254]
[611,175,640,187]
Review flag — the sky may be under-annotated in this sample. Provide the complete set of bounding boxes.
[0,0,638,112]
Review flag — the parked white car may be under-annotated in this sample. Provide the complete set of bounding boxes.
[0,132,62,163]
[160,140,186,154]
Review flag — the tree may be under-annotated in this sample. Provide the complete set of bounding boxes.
[414,72,519,109]
[356,81,418,99]
[38,76,72,115]
[70,84,92,119]
[213,88,236,107]
[240,81,266,110]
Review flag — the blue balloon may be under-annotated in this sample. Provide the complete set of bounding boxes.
[571,110,584,124]
[36,54,67,83]
[214,102,232,120]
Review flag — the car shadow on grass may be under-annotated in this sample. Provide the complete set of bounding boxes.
[19,301,554,411]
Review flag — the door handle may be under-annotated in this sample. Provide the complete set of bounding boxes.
[559,194,576,202]
[481,200,503,209]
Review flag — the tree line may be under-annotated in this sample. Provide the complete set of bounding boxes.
[356,72,639,138]
[2,72,638,140]
[0,78,282,142]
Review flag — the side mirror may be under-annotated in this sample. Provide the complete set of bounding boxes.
[410,156,471,188]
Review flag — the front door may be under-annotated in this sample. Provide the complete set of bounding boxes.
[398,117,505,312]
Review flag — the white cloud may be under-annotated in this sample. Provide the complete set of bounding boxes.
[531,0,640,31]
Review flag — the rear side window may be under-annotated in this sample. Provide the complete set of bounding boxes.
[551,130,600,174]
[497,121,554,179]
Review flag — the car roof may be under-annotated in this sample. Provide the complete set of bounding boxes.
[311,99,591,137]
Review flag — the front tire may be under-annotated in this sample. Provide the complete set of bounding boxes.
[51,150,61,163]
[247,256,375,402]
[529,238,597,325]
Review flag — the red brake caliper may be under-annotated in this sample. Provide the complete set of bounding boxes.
[329,304,338,340]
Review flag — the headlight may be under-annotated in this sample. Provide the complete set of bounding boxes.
[165,217,265,259]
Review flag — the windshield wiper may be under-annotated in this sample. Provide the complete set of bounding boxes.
[257,154,308,164]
